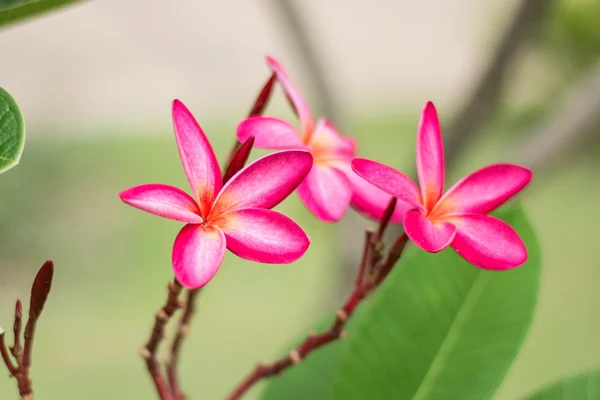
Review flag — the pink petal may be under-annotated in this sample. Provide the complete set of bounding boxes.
[266,56,314,139]
[337,163,410,222]
[404,209,456,252]
[308,119,356,160]
[213,208,309,263]
[119,184,202,224]
[172,100,222,216]
[172,224,226,289]
[237,116,303,149]
[297,164,352,222]
[417,101,445,210]
[447,214,527,270]
[223,136,255,184]
[351,158,423,211]
[432,164,532,217]
[211,150,313,216]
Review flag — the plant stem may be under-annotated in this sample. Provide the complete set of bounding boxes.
[0,329,17,374]
[11,299,23,359]
[166,288,201,400]
[226,230,409,400]
[141,279,184,400]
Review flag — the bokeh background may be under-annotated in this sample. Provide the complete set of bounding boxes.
[1,0,599,398]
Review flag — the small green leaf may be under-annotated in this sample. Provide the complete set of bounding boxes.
[0,87,25,174]
[523,370,600,399]
[330,205,541,400]
[0,0,86,29]
[261,316,346,400]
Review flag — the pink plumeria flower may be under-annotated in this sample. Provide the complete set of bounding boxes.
[237,57,409,222]
[352,101,532,270]
[120,100,313,288]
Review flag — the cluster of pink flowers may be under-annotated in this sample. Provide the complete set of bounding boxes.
[120,57,532,289]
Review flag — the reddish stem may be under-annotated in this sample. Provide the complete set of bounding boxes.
[141,279,184,400]
[355,229,374,287]
[10,299,23,361]
[11,299,23,360]
[226,231,410,400]
[0,329,17,374]
[167,288,201,400]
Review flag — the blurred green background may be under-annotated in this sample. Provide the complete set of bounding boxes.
[1,0,599,399]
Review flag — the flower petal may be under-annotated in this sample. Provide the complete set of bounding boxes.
[213,208,309,263]
[417,101,445,210]
[309,119,356,160]
[266,56,314,138]
[172,100,222,215]
[351,158,423,210]
[237,116,303,149]
[433,164,532,217]
[448,214,527,270]
[336,163,410,222]
[297,164,352,222]
[172,224,226,289]
[211,150,313,216]
[119,184,202,224]
[404,209,456,252]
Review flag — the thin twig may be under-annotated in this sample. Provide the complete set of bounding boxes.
[0,328,17,375]
[355,229,374,287]
[226,208,410,399]
[166,288,201,400]
[11,299,23,359]
[369,197,398,269]
[141,279,184,400]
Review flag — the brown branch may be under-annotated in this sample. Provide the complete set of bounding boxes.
[226,213,410,399]
[443,0,554,169]
[166,288,202,400]
[355,229,374,287]
[141,279,184,400]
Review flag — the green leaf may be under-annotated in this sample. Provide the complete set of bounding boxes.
[330,205,541,400]
[0,0,86,29]
[261,316,345,400]
[523,370,600,399]
[0,87,25,174]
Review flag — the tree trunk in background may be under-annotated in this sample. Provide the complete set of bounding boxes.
[443,0,554,169]
[510,61,600,172]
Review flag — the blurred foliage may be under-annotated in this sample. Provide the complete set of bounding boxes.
[542,0,600,75]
